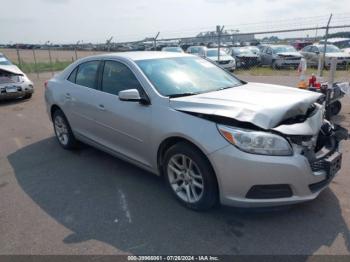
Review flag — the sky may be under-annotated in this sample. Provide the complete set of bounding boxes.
[0,0,348,44]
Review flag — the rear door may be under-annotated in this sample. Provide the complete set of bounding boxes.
[92,60,152,167]
[260,47,268,65]
[63,60,102,140]
[310,46,320,65]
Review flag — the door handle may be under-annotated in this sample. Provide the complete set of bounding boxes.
[98,104,106,111]
[65,93,71,99]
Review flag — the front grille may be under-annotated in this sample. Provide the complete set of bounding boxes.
[219,60,230,65]
[310,159,328,172]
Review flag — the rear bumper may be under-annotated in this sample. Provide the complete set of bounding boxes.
[0,82,34,100]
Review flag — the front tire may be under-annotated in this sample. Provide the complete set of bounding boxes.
[163,142,218,211]
[272,60,279,70]
[53,109,78,150]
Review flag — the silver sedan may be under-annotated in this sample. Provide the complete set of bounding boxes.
[45,52,347,210]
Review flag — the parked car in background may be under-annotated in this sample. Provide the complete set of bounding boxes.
[300,44,350,68]
[0,53,34,100]
[228,47,260,69]
[245,46,261,55]
[292,40,313,50]
[319,38,350,49]
[205,48,236,71]
[161,46,184,53]
[186,46,207,56]
[45,51,347,210]
[342,48,350,55]
[260,45,303,69]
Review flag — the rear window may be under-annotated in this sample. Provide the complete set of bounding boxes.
[75,61,100,89]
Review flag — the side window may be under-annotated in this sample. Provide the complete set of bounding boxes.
[302,46,310,52]
[67,67,78,83]
[75,61,100,89]
[101,61,143,96]
[311,46,319,53]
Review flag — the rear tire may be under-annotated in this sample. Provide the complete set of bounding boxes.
[52,109,78,150]
[163,142,218,211]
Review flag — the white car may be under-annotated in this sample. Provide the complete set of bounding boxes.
[205,48,236,71]
[0,53,34,100]
[300,44,350,68]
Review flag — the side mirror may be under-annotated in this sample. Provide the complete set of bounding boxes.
[119,89,150,105]
[119,89,141,102]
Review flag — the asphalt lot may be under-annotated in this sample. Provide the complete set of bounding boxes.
[1,72,350,255]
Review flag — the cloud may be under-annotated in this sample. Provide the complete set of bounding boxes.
[41,0,71,3]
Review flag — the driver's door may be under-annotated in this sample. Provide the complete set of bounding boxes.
[92,60,152,167]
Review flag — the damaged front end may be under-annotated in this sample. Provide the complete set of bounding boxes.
[284,119,348,192]
[179,100,348,192]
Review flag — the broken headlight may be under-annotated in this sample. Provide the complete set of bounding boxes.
[217,125,293,156]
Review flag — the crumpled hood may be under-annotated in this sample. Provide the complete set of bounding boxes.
[0,65,24,75]
[325,52,350,58]
[276,52,303,57]
[236,54,259,58]
[170,82,323,130]
[207,55,234,62]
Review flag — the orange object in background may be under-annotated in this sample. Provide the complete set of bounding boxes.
[298,80,308,89]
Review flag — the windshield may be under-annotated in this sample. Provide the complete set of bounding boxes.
[317,45,341,53]
[0,55,13,65]
[206,49,228,57]
[233,48,254,55]
[163,47,183,53]
[136,57,242,97]
[272,46,297,53]
[246,47,260,54]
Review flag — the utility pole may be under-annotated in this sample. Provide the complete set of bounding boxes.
[75,40,81,60]
[46,41,53,76]
[106,37,113,52]
[320,14,332,77]
[153,32,160,51]
[16,44,22,69]
[32,48,39,79]
[217,25,225,62]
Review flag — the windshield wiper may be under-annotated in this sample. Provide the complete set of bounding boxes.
[168,92,200,98]
[217,86,235,91]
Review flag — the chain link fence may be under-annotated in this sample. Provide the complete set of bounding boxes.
[1,14,349,83]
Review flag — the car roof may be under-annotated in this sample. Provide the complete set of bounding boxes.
[188,46,206,49]
[89,51,190,61]
[313,44,337,48]
[268,45,292,48]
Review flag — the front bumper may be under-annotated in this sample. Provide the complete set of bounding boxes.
[209,127,346,208]
[0,82,34,100]
[217,61,236,70]
[276,58,301,67]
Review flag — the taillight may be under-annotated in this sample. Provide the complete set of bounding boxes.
[44,80,48,89]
